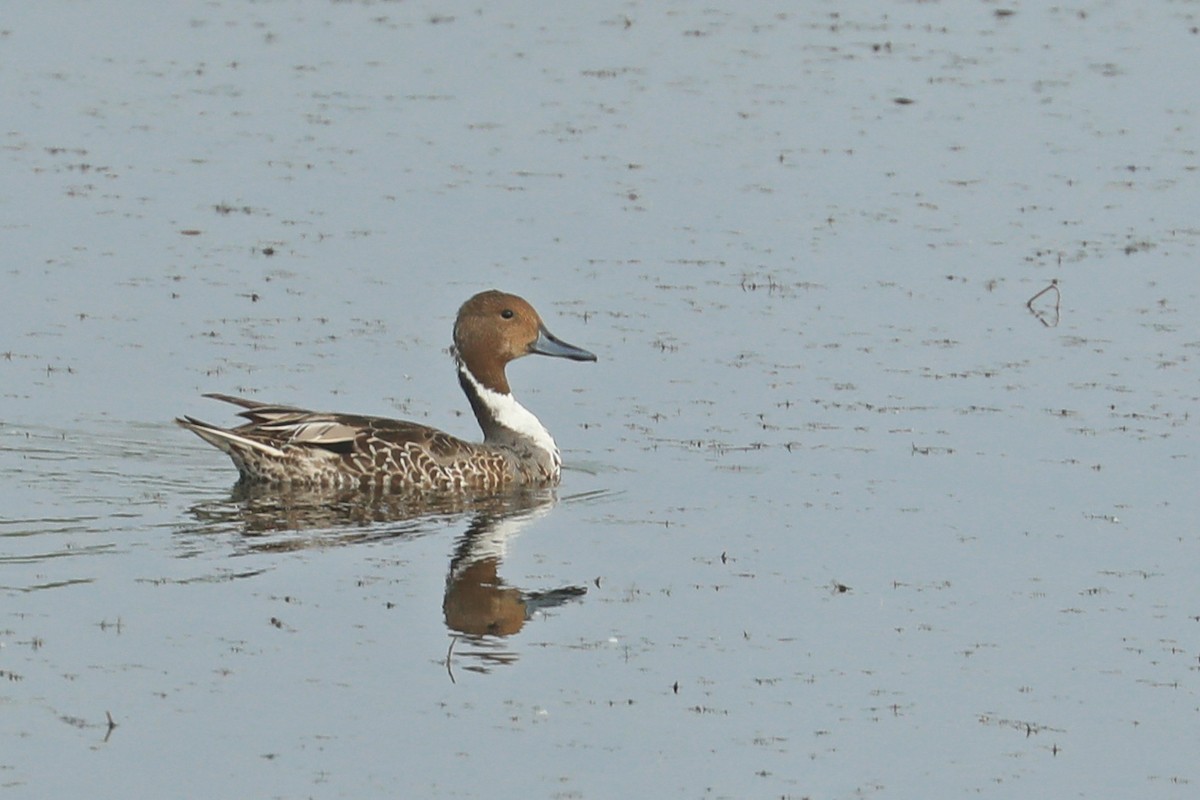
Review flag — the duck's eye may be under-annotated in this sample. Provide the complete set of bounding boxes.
[500,309,515,319]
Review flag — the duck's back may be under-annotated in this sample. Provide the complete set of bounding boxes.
[178,396,526,492]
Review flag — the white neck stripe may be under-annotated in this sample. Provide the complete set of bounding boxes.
[458,365,559,458]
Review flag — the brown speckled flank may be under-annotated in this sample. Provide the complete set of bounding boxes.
[177,291,596,492]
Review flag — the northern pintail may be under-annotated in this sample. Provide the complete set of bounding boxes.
[176,290,596,491]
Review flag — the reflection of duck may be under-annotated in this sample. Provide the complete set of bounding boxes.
[180,483,495,546]
[443,501,586,639]
[179,481,594,675]
[176,291,595,491]
[180,481,566,544]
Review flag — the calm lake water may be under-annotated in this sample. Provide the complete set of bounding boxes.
[2,2,1198,798]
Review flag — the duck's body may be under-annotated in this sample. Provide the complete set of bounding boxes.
[176,291,596,492]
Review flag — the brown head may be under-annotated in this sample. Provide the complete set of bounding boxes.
[452,290,596,394]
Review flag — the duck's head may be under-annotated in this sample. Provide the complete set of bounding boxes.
[453,290,596,394]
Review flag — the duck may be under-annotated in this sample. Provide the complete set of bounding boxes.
[176,290,596,492]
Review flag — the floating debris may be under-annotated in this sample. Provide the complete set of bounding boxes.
[1027,279,1061,327]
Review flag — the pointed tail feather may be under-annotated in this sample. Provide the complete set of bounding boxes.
[175,416,287,458]
[201,392,271,410]
[201,392,311,424]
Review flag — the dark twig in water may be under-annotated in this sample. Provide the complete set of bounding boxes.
[1026,280,1060,327]
[445,636,458,684]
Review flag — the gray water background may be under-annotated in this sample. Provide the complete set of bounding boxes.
[2,2,1198,797]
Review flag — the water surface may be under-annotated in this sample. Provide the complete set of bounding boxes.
[2,2,1198,798]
